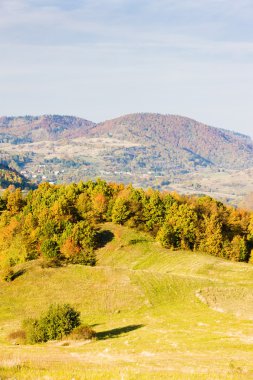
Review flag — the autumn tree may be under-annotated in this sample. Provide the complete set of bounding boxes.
[198,214,223,257]
[111,195,131,225]
[157,203,198,250]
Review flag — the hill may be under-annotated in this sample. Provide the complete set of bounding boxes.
[0,115,95,143]
[0,163,33,190]
[1,113,253,204]
[89,113,253,170]
[0,223,253,379]
[0,179,252,267]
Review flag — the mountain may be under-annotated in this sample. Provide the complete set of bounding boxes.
[1,113,252,170]
[89,113,253,170]
[0,115,95,143]
[0,112,253,204]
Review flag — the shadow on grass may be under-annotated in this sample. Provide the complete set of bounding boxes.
[128,238,149,245]
[10,269,26,281]
[96,324,144,340]
[96,230,114,249]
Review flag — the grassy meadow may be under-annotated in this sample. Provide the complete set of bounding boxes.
[0,223,253,379]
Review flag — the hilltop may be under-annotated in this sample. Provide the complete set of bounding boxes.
[0,115,95,143]
[1,113,252,170]
[89,113,253,170]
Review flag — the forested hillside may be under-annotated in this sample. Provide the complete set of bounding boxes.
[0,115,95,143]
[1,180,252,276]
[1,113,252,171]
[0,163,33,190]
[89,113,253,170]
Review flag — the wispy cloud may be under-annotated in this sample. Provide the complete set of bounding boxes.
[1,0,252,42]
[0,0,252,64]
[0,0,252,135]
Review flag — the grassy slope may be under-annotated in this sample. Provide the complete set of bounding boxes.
[0,223,253,379]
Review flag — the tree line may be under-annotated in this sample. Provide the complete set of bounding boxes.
[0,180,253,270]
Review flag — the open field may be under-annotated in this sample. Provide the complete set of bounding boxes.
[0,137,140,160]
[170,167,253,206]
[0,223,253,379]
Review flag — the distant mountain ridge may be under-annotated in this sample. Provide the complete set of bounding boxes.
[0,113,252,170]
[0,115,95,143]
[0,113,253,200]
[89,113,253,170]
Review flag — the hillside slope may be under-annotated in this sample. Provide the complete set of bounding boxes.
[0,163,33,189]
[89,113,253,170]
[0,115,95,143]
[1,113,253,171]
[0,223,253,379]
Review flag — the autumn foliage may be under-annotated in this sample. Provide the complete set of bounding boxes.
[0,179,253,270]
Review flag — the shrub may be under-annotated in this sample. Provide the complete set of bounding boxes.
[22,318,47,344]
[68,250,96,266]
[23,303,81,343]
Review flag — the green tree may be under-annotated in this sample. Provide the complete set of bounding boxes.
[23,304,81,343]
[111,197,131,225]
[6,188,25,215]
[156,223,179,249]
[223,235,249,262]
[41,239,60,259]
[160,203,198,250]
[198,214,223,257]
[143,190,165,234]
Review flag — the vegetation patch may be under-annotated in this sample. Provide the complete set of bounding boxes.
[21,303,81,344]
[0,179,253,271]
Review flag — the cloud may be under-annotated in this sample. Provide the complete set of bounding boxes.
[0,0,252,62]
[0,0,252,135]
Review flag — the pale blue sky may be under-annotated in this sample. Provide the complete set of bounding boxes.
[0,0,253,136]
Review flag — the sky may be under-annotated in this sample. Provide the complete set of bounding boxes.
[0,0,253,137]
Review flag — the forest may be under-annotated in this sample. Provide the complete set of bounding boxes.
[0,163,32,190]
[0,179,253,274]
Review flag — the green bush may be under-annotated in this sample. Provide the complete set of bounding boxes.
[41,239,60,259]
[23,303,81,343]
[68,250,96,266]
[22,318,48,344]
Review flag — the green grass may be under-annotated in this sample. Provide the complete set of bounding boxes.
[0,222,253,379]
